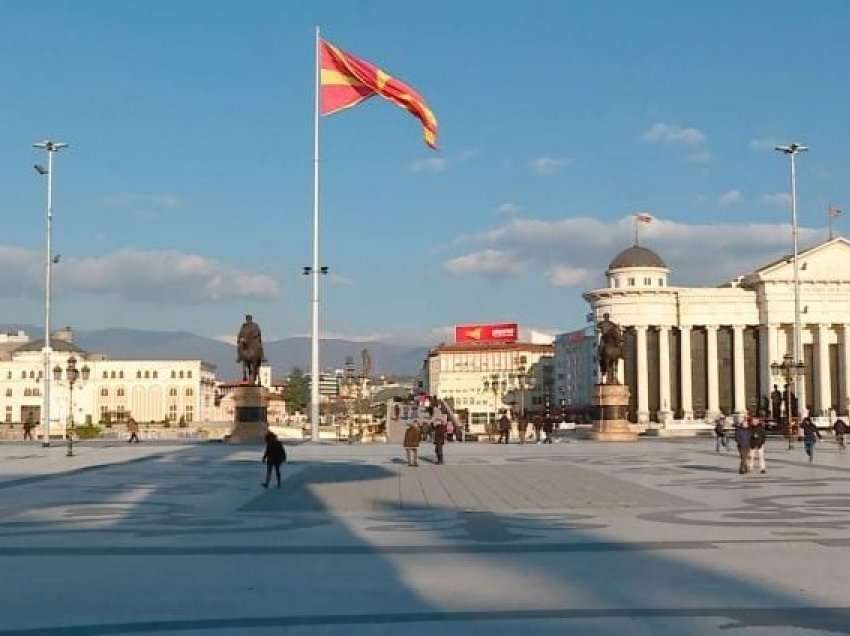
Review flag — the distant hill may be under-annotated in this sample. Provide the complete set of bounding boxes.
[0,324,427,378]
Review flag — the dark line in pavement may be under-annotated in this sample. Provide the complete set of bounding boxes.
[2,606,850,635]
[3,535,849,557]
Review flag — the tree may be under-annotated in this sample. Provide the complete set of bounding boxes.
[283,367,309,413]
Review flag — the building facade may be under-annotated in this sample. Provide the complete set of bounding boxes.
[426,342,554,429]
[553,327,596,415]
[583,238,850,428]
[0,329,217,431]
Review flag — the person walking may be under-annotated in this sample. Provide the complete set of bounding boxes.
[770,384,783,425]
[714,417,728,452]
[801,416,822,463]
[127,417,140,443]
[749,419,767,474]
[404,420,421,467]
[261,431,286,488]
[542,418,554,444]
[497,411,511,444]
[833,417,847,451]
[517,415,529,445]
[735,419,752,474]
[533,415,543,444]
[433,420,446,465]
[22,421,34,441]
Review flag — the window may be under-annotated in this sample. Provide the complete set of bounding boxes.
[187,371,192,379]
[5,388,11,397]
[100,405,108,418]
[103,371,108,379]
[168,404,178,422]
[153,371,158,379]
[29,371,34,379]
[658,278,664,287]
[184,405,193,423]
[644,277,652,285]
[24,388,31,397]
[169,387,178,397]
[117,388,125,397]
[137,371,142,379]
[4,406,11,423]
[32,388,40,397]
[116,405,126,421]
[628,278,635,286]
[185,388,193,397]
[20,371,25,379]
[6,371,10,379]
[144,371,150,379]
[100,388,109,397]
[171,371,176,379]
[179,371,184,379]
[110,371,116,379]
[119,371,124,379]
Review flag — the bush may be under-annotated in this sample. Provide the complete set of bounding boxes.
[74,425,102,440]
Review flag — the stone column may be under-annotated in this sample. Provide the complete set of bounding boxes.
[706,325,720,419]
[760,324,778,402]
[658,326,671,426]
[816,323,832,417]
[635,325,649,425]
[732,325,747,420]
[842,325,850,416]
[680,325,693,419]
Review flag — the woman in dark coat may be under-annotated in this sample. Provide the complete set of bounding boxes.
[261,431,286,488]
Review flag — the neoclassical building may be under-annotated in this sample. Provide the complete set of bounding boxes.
[583,237,850,428]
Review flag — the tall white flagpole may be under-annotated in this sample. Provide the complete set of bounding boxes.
[310,26,321,442]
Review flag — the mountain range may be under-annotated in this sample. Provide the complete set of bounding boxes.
[1,324,428,379]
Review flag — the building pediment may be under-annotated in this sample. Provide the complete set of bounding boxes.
[750,237,850,283]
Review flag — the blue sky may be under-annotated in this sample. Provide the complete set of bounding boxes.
[1,1,848,344]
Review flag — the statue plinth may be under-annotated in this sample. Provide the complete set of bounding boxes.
[588,383,638,442]
[228,384,268,444]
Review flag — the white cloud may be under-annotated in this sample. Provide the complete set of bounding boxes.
[0,246,280,303]
[687,150,712,163]
[408,157,447,173]
[750,137,781,151]
[496,202,522,216]
[444,214,823,288]
[531,156,569,175]
[760,192,792,209]
[444,249,526,275]
[101,193,182,219]
[641,123,706,145]
[545,265,594,287]
[717,189,743,207]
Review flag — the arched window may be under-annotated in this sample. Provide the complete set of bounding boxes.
[119,371,124,379]
[179,371,184,379]
[100,388,109,397]
[171,370,176,379]
[103,371,108,379]
[24,388,31,397]
[29,371,34,379]
[117,388,125,397]
[110,371,116,379]
[169,387,178,397]
[153,371,158,379]
[20,371,26,379]
[187,371,192,379]
[144,370,150,379]
[137,371,142,379]
[185,388,194,397]
[4,388,11,397]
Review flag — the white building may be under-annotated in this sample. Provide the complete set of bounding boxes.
[426,342,554,430]
[583,237,850,430]
[0,329,217,432]
[553,327,596,415]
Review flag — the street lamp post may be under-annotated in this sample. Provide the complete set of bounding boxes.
[774,142,808,414]
[54,356,89,457]
[483,373,505,441]
[771,353,806,450]
[33,139,68,447]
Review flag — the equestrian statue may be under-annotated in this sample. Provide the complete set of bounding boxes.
[597,313,624,385]
[236,314,265,385]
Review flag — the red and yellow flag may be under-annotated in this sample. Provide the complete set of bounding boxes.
[320,38,438,149]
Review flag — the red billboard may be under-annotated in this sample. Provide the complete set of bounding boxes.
[455,323,519,344]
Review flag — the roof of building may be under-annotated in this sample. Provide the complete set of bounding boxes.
[607,245,667,270]
[13,339,87,354]
[429,342,554,356]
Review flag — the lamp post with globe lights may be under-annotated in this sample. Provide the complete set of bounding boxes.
[771,353,806,450]
[53,355,90,457]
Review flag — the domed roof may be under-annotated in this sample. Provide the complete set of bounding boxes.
[14,339,86,354]
[608,245,667,270]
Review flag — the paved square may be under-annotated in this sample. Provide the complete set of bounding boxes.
[1,437,849,635]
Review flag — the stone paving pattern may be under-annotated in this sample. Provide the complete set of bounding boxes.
[0,437,849,634]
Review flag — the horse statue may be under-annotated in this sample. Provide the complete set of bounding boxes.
[236,314,265,385]
[597,313,624,385]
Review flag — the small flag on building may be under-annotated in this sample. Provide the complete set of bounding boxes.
[633,211,653,245]
[828,206,843,240]
[319,38,439,149]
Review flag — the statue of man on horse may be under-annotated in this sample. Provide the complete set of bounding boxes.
[597,312,624,385]
[236,314,265,385]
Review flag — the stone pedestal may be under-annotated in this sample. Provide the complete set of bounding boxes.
[589,383,638,442]
[228,385,268,444]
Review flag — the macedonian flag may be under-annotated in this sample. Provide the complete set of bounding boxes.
[320,38,438,149]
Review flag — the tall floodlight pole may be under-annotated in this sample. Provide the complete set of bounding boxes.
[33,140,68,448]
[775,143,808,415]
